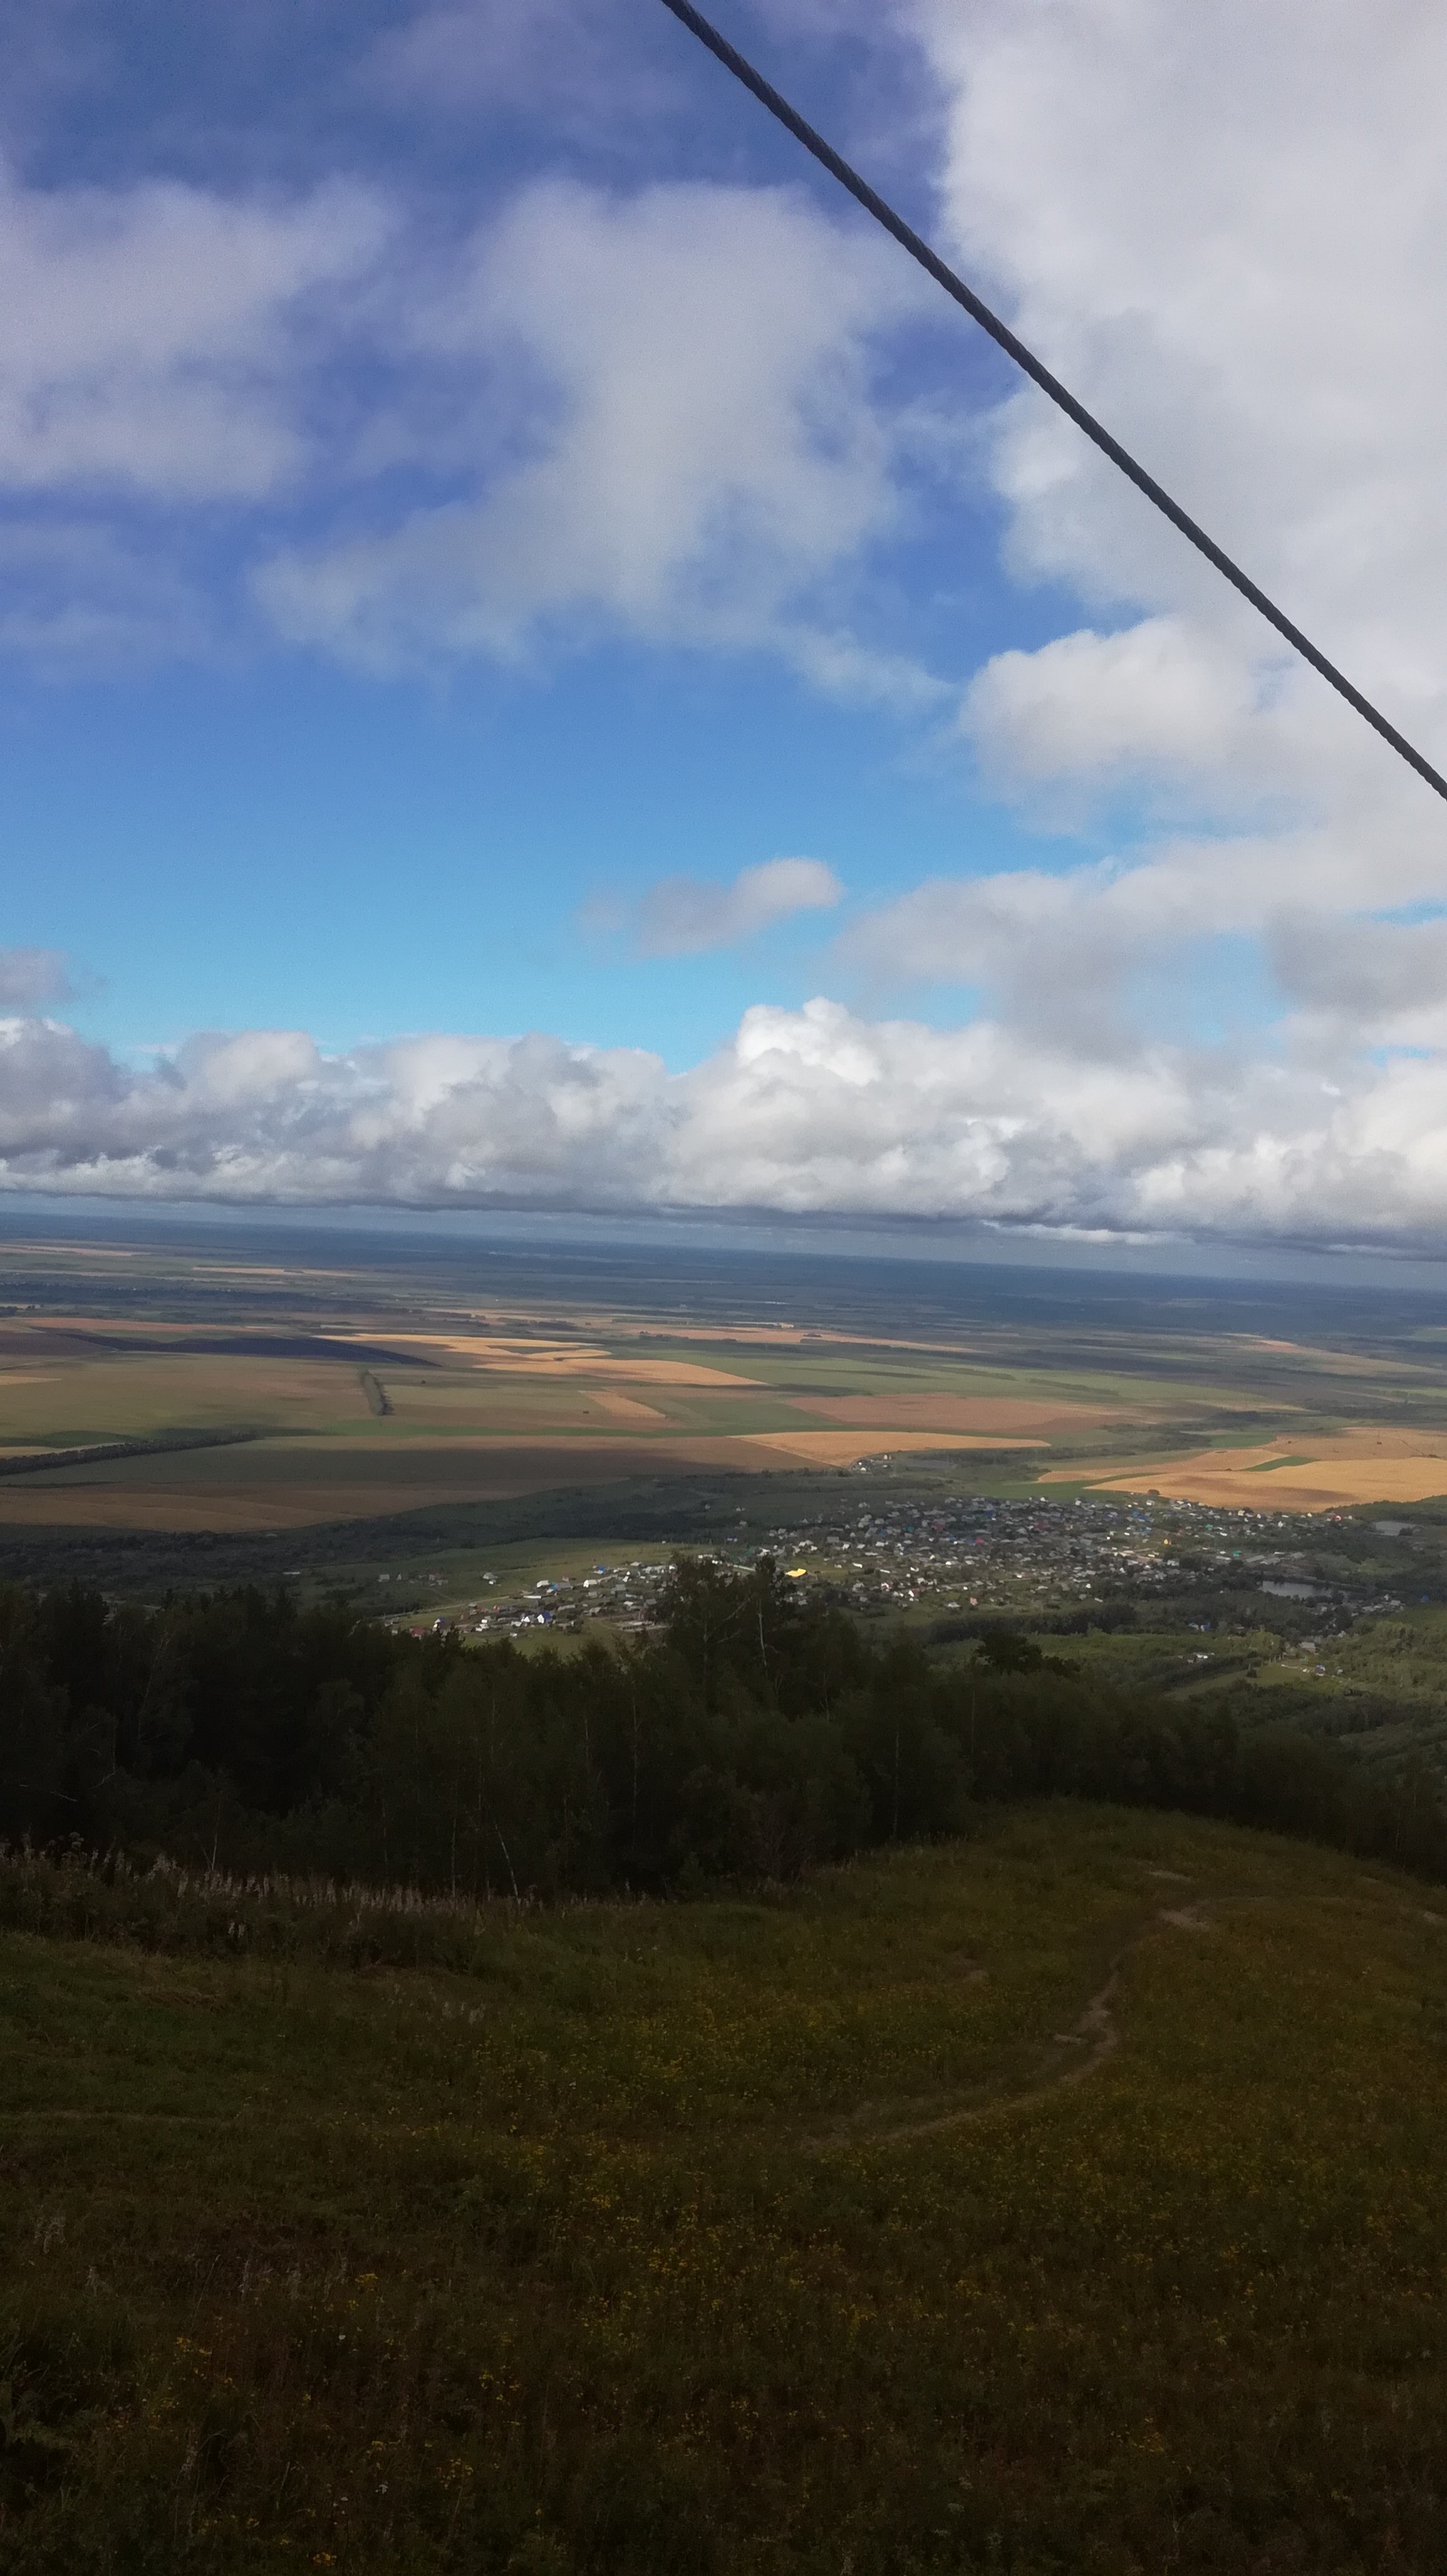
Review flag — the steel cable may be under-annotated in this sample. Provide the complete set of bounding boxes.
[659,0,1447,806]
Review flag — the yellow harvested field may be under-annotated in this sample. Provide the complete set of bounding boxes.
[2,1318,757,1391]
[589,1392,669,1422]
[336,1333,758,1387]
[1080,1428,1447,1511]
[14,1260,1447,1538]
[742,1430,1046,1467]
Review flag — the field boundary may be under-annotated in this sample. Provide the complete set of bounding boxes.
[0,1425,268,1478]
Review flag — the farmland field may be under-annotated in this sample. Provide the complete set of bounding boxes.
[5,1807,1447,2571]
[1067,1423,1447,1507]
[5,1221,1447,1553]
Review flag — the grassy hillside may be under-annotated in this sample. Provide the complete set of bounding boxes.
[5,1807,1447,2572]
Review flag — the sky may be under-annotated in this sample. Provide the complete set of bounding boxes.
[5,0,1447,1267]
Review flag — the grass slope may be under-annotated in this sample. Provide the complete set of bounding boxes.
[5,1807,1447,2572]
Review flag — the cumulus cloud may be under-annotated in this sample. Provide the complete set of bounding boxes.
[0,159,389,664]
[817,0,1447,1184]
[1270,914,1447,1051]
[255,179,940,703]
[0,948,72,1008]
[368,0,595,103]
[962,618,1272,812]
[8,995,1447,1254]
[0,522,213,670]
[844,799,1447,1028]
[624,858,843,957]
[918,0,1447,679]
[16,2,1447,1257]
[0,1014,668,1209]
[0,162,387,500]
[0,142,941,698]
[913,0,1447,793]
[364,0,679,126]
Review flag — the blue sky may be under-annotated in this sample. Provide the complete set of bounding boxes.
[0,0,1065,1062]
[5,0,1447,1260]
[0,622,1073,1067]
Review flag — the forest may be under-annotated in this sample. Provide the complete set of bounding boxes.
[5,1559,1444,1900]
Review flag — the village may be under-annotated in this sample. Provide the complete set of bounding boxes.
[388,1488,1414,1644]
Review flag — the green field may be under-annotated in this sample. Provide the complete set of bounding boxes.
[8,1224,1447,1549]
[6,1807,1447,2571]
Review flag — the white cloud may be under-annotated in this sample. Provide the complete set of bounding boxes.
[0,148,942,698]
[626,858,843,957]
[5,994,1447,1254]
[368,0,596,102]
[962,618,1269,809]
[1270,913,1447,1052]
[255,178,940,703]
[0,522,213,670]
[0,1015,668,1209]
[16,2,1447,1256]
[0,163,387,500]
[0,948,71,1008]
[364,0,679,125]
[845,801,1447,1024]
[818,0,1447,1180]
[917,0,1447,670]
[885,0,1447,1045]
[913,0,1447,791]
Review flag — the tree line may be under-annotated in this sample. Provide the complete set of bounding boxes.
[3,1560,1443,1896]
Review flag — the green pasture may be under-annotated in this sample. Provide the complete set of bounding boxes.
[606,1335,1291,1420]
[5,1809,1447,2572]
[1242,1605,1447,1752]
[1038,1622,1276,1694]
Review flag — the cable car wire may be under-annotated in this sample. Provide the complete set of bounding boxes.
[657,0,1447,807]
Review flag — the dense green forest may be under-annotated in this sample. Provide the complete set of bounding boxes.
[5,1561,1446,1898]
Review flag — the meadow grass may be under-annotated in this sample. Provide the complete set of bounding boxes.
[4,1807,1447,2571]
